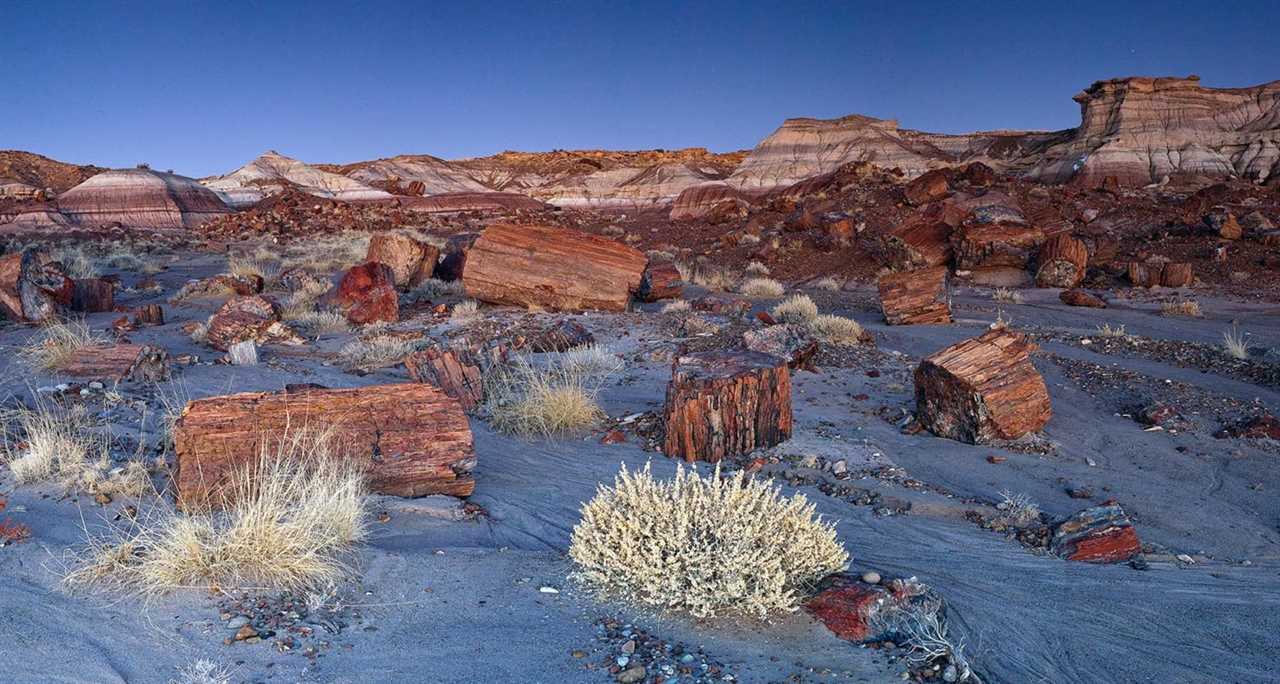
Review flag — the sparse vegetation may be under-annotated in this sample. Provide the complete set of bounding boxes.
[410,278,462,300]
[2,403,150,497]
[692,266,738,292]
[745,260,770,276]
[771,294,819,324]
[739,277,785,298]
[52,245,99,279]
[570,463,848,619]
[1222,326,1249,360]
[338,334,423,370]
[807,314,864,345]
[171,659,233,684]
[872,593,980,683]
[288,309,350,336]
[66,430,367,597]
[1160,299,1202,318]
[660,300,691,315]
[994,490,1041,527]
[19,319,106,371]
[992,287,1023,304]
[814,276,844,291]
[451,300,480,322]
[1095,323,1127,338]
[227,252,282,282]
[559,344,624,384]
[486,355,610,438]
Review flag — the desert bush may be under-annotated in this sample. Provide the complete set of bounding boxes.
[410,278,462,300]
[171,659,232,684]
[660,300,691,315]
[814,276,844,291]
[2,403,150,497]
[673,261,693,282]
[739,277,785,298]
[451,300,480,322]
[745,260,771,276]
[289,309,351,336]
[994,490,1041,527]
[871,593,979,683]
[771,294,819,324]
[338,334,423,370]
[227,253,281,282]
[281,231,372,274]
[1160,299,1202,318]
[1222,326,1249,360]
[486,357,607,438]
[570,463,848,619]
[19,319,106,372]
[66,430,367,596]
[559,344,624,384]
[808,314,864,345]
[692,267,737,292]
[991,287,1023,304]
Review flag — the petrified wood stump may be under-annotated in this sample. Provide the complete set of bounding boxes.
[637,260,684,302]
[174,383,475,510]
[332,262,399,325]
[366,232,440,290]
[133,304,165,326]
[61,344,169,383]
[877,267,952,325]
[404,340,508,412]
[0,250,71,323]
[902,169,950,206]
[662,350,792,462]
[886,220,953,269]
[1034,234,1089,288]
[913,329,1051,443]
[72,278,115,313]
[463,224,647,312]
[205,295,302,351]
[1126,262,1160,288]
[1159,262,1194,288]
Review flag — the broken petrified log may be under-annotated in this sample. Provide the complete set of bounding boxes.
[1205,210,1242,240]
[914,329,1052,443]
[170,274,264,301]
[1050,503,1140,563]
[885,220,952,269]
[173,383,475,509]
[519,319,594,353]
[0,250,72,323]
[1034,234,1089,288]
[804,574,931,643]
[133,303,164,326]
[60,344,169,383]
[404,339,509,412]
[205,295,303,351]
[1060,289,1107,308]
[1159,262,1194,288]
[332,262,399,325]
[462,224,647,312]
[637,260,683,302]
[71,278,115,313]
[1126,262,1161,288]
[366,232,440,290]
[743,324,818,370]
[952,207,1045,286]
[433,232,479,282]
[662,350,792,462]
[902,169,950,206]
[877,267,951,326]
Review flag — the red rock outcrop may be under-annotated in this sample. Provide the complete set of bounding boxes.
[58,168,232,228]
[332,262,399,324]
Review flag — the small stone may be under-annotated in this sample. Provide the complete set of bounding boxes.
[571,650,586,659]
[829,459,847,476]
[94,492,112,505]
[234,624,257,641]
[538,586,560,594]
[225,616,251,630]
[616,665,646,683]
[860,571,881,585]
[621,639,636,654]
[943,663,959,682]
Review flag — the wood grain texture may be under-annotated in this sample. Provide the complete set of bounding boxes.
[662,350,792,462]
[1034,233,1089,288]
[877,267,952,325]
[61,344,169,383]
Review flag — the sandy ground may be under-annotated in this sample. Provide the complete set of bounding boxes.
[0,249,1277,684]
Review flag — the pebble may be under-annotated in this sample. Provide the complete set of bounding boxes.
[225,616,250,630]
[538,586,560,594]
[233,624,258,641]
[616,665,646,683]
[861,571,881,584]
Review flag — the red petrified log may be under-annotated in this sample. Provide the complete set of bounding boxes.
[462,224,647,312]
[1034,234,1089,288]
[1050,504,1141,563]
[1060,289,1107,308]
[914,329,1052,443]
[0,250,72,323]
[902,169,950,206]
[72,278,115,313]
[173,383,475,509]
[60,344,169,383]
[877,267,951,325]
[332,262,399,324]
[133,304,165,326]
[366,232,440,290]
[637,260,684,302]
[205,295,303,351]
[1159,262,1194,288]
[404,340,508,412]
[662,350,792,462]
[886,220,953,269]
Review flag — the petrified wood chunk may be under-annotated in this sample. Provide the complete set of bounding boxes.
[877,267,952,325]
[170,274,264,301]
[1205,211,1242,240]
[61,344,169,383]
[902,169,950,206]
[520,319,594,353]
[462,224,647,312]
[366,232,440,290]
[914,329,1052,443]
[742,324,818,370]
[133,303,165,326]
[0,250,71,323]
[637,260,683,302]
[404,340,509,412]
[662,350,792,462]
[1159,262,1194,288]
[886,220,953,269]
[433,232,480,282]
[1034,234,1089,288]
[1050,503,1140,563]
[953,223,1046,274]
[174,383,475,509]
[1126,262,1160,288]
[71,278,115,313]
[1060,289,1107,308]
[332,262,399,325]
[205,295,303,351]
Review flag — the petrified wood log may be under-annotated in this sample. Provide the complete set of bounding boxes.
[433,232,480,282]
[61,344,169,383]
[886,220,952,269]
[1205,211,1242,240]
[366,232,440,290]
[1160,262,1194,288]
[71,278,115,313]
[902,169,950,206]
[953,223,1046,274]
[1060,289,1107,308]
[174,383,475,509]
[1126,262,1160,288]
[914,329,1051,443]
[742,324,818,370]
[205,295,303,351]
[519,319,594,353]
[662,350,792,462]
[332,262,399,324]
[404,340,509,412]
[877,267,952,325]
[133,304,164,326]
[637,260,683,302]
[0,250,71,323]
[1034,234,1089,288]
[462,224,647,312]
[1050,503,1140,563]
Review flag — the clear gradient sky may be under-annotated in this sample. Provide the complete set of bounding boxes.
[5,0,1279,177]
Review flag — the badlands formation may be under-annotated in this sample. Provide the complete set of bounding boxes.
[0,76,1277,684]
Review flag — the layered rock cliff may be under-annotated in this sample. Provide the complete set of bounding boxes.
[202,151,392,207]
[57,168,232,228]
[319,154,491,196]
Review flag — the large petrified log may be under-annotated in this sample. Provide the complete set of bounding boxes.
[952,206,1045,285]
[61,344,169,383]
[1034,233,1089,288]
[205,295,304,351]
[0,250,72,323]
[877,267,951,325]
[173,383,475,509]
[1060,289,1107,308]
[662,350,792,462]
[914,329,1052,443]
[1126,262,1160,288]
[366,232,440,290]
[404,339,509,412]
[331,262,399,324]
[637,260,683,302]
[71,278,115,313]
[462,224,647,312]
[1159,262,1194,287]
[886,220,953,269]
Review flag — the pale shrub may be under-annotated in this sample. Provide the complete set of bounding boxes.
[19,319,106,371]
[771,294,818,324]
[486,357,606,438]
[289,310,350,336]
[1161,299,1202,318]
[692,267,737,292]
[1222,326,1248,360]
[995,490,1041,527]
[53,245,99,279]
[739,277,785,298]
[3,403,150,497]
[570,463,848,619]
[171,659,233,684]
[1095,323,1127,338]
[227,253,281,282]
[814,276,844,291]
[807,314,864,345]
[66,430,367,596]
[451,300,480,322]
[745,260,770,276]
[560,344,624,384]
[660,300,691,315]
[338,334,422,370]
[992,287,1023,304]
[411,278,462,300]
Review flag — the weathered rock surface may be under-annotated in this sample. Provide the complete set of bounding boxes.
[462,224,646,312]
[365,233,440,289]
[637,260,683,302]
[61,344,169,383]
[663,350,792,462]
[914,329,1052,443]
[202,151,393,207]
[324,154,491,196]
[205,295,303,351]
[1050,504,1141,563]
[0,250,72,323]
[404,339,509,412]
[742,324,818,370]
[1034,234,1089,288]
[173,383,476,509]
[332,262,399,324]
[1060,289,1107,308]
[57,168,231,228]
[71,278,115,313]
[396,192,548,214]
[878,267,951,325]
[670,182,753,221]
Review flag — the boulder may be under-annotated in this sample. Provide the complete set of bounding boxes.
[332,262,399,324]
[902,169,950,206]
[804,574,929,643]
[1051,504,1141,563]
[1205,210,1242,240]
[365,232,440,290]
[952,208,1045,286]
[1060,289,1107,308]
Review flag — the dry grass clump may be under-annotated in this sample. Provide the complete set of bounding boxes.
[745,260,770,276]
[338,334,423,370]
[171,659,233,684]
[1161,299,1202,318]
[289,310,351,337]
[227,252,282,283]
[739,277,785,298]
[1222,326,1249,360]
[451,300,480,322]
[994,490,1041,527]
[1095,323,1127,338]
[280,231,372,274]
[570,463,848,619]
[771,294,819,324]
[691,266,738,292]
[807,314,864,346]
[871,591,979,683]
[66,430,367,596]
[559,344,624,384]
[660,300,691,315]
[2,403,150,497]
[486,356,608,438]
[814,276,844,291]
[991,287,1024,304]
[52,246,100,279]
[410,278,462,300]
[19,319,106,371]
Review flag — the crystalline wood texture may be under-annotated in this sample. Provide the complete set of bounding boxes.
[662,350,792,462]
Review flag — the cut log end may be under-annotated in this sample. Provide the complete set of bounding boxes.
[662,350,792,462]
[877,267,952,325]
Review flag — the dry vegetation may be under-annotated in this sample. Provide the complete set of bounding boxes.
[1222,327,1249,360]
[19,319,106,371]
[991,287,1024,304]
[2,403,151,498]
[1160,299,1202,317]
[338,334,423,370]
[769,294,863,345]
[569,463,848,619]
[486,352,616,438]
[739,277,785,298]
[771,294,818,324]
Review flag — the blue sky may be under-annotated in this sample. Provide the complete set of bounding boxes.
[4,0,1278,177]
